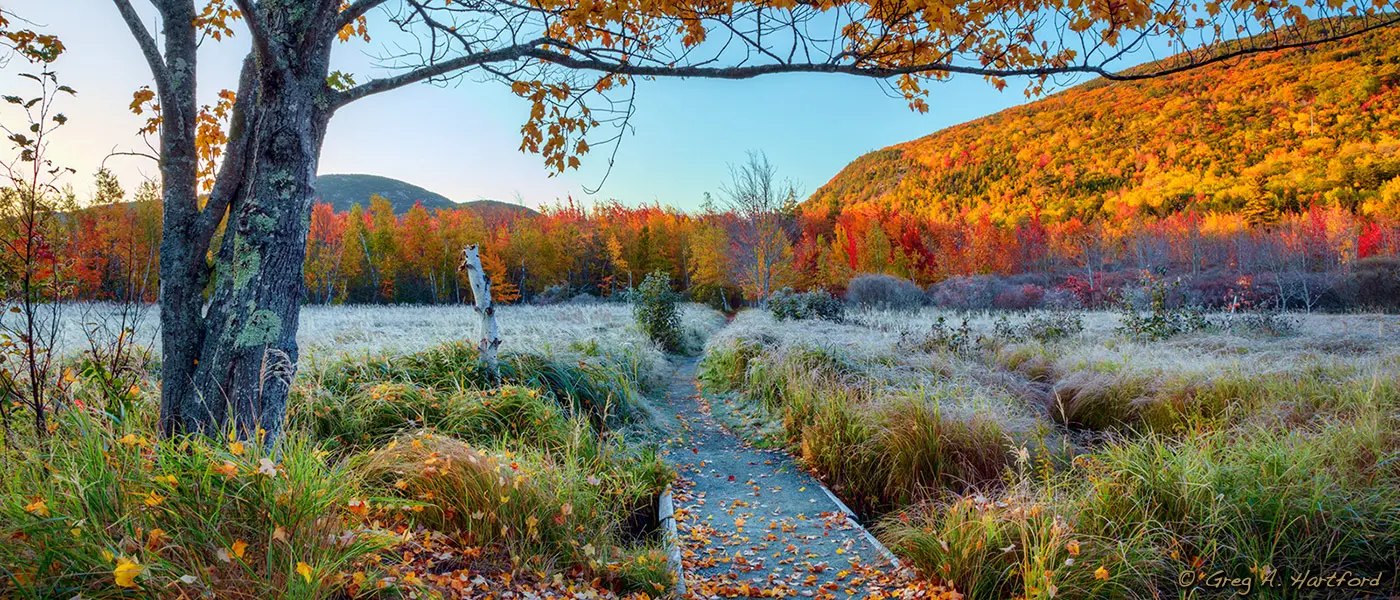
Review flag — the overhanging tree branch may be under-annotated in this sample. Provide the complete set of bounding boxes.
[338,0,392,29]
[332,37,552,107]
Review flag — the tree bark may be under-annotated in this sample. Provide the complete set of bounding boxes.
[459,244,501,383]
[151,1,338,444]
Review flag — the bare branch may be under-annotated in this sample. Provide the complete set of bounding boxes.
[333,37,553,107]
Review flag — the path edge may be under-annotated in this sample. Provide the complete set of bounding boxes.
[816,481,903,570]
[659,484,687,597]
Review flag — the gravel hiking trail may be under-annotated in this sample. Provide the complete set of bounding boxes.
[659,358,913,599]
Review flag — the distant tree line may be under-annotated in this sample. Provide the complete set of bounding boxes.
[14,164,1400,315]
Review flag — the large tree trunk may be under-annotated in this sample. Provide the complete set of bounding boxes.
[159,5,336,445]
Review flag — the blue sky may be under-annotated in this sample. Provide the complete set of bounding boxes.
[5,0,1039,211]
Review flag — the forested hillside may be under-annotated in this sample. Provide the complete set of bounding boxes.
[807,25,1400,226]
[314,174,458,213]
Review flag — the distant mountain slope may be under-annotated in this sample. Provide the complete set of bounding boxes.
[806,25,1400,226]
[315,174,457,213]
[313,174,540,224]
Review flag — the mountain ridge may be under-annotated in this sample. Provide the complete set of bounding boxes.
[804,25,1400,226]
[314,174,539,224]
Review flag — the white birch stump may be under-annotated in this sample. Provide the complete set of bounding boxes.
[458,244,502,383]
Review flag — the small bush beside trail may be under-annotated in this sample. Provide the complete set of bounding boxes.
[633,271,684,354]
[769,288,845,321]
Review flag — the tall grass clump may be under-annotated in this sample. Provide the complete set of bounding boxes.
[880,464,1160,600]
[293,383,576,454]
[1081,421,1400,591]
[292,341,677,593]
[302,341,645,430]
[702,342,1014,516]
[887,407,1400,599]
[1049,370,1155,431]
[358,431,674,592]
[696,340,763,393]
[0,410,392,599]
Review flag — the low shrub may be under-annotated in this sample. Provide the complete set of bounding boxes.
[1202,311,1300,337]
[992,312,1085,344]
[768,288,844,321]
[1040,287,1083,310]
[928,276,996,311]
[689,282,744,313]
[1346,255,1400,312]
[1115,277,1205,341]
[1185,272,1277,310]
[846,274,926,310]
[898,316,976,356]
[632,270,684,354]
[533,283,572,305]
[992,284,1045,310]
[1057,272,1129,309]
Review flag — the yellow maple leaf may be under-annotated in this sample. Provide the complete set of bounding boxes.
[232,539,248,559]
[296,561,313,583]
[24,499,49,517]
[115,434,148,447]
[1094,566,1110,581]
[228,441,245,456]
[114,557,142,588]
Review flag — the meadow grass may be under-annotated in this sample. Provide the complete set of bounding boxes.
[1,303,725,598]
[701,308,1400,598]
